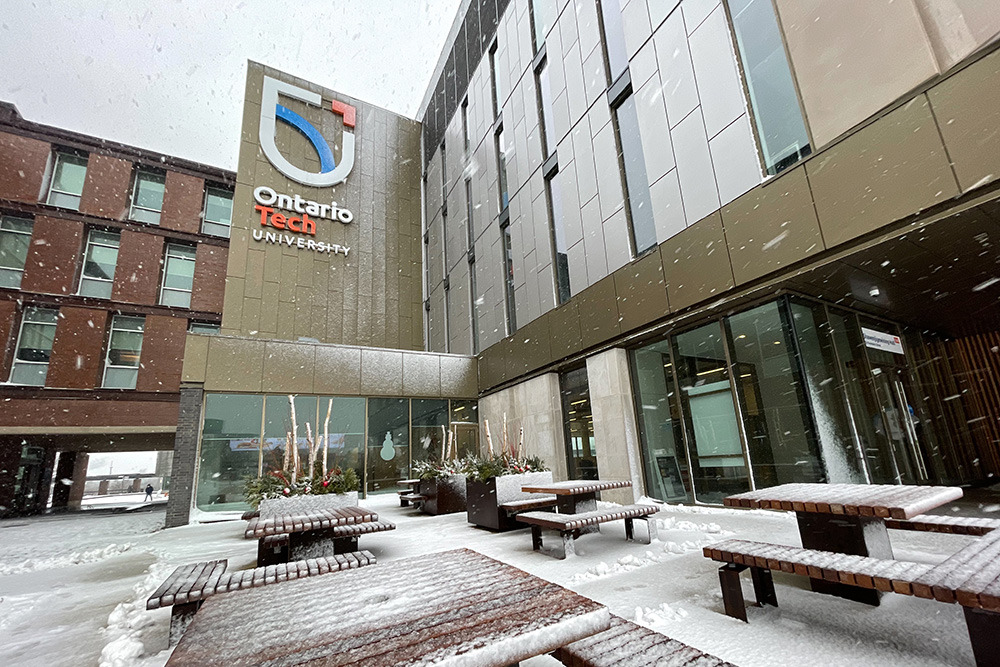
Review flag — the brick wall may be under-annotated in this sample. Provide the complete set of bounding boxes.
[0,300,16,380]
[0,131,50,204]
[79,154,132,220]
[46,306,109,389]
[165,382,203,527]
[20,216,84,295]
[112,229,164,305]
[136,314,187,392]
[191,244,227,313]
[0,398,178,428]
[161,171,204,234]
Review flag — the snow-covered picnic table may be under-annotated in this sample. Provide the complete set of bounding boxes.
[520,479,632,516]
[165,548,610,667]
[724,483,963,605]
[245,506,395,565]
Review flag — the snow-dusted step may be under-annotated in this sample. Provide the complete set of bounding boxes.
[498,495,558,515]
[551,615,736,667]
[244,505,378,538]
[885,514,1000,536]
[723,483,963,520]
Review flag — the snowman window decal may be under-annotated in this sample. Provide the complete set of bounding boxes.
[380,431,395,461]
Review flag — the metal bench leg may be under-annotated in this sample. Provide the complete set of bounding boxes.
[400,497,409,507]
[720,563,749,622]
[750,566,778,608]
[965,607,1000,667]
[558,531,576,559]
[531,525,543,552]
[625,518,635,541]
[169,601,202,646]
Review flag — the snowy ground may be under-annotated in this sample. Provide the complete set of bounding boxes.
[0,494,982,667]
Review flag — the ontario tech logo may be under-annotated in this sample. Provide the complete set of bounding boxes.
[259,75,356,188]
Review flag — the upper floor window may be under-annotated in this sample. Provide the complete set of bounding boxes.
[103,314,144,389]
[0,216,33,289]
[78,229,120,299]
[46,152,88,211]
[130,170,166,224]
[202,187,233,238]
[613,94,656,255]
[546,171,572,305]
[489,43,501,118]
[530,0,558,52]
[597,0,629,82]
[502,223,517,335]
[9,307,57,386]
[496,126,511,213]
[727,0,812,174]
[160,243,197,308]
[536,57,556,159]
[188,321,220,335]
[461,99,470,151]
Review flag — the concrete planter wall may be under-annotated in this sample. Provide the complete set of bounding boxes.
[466,471,553,531]
[418,474,467,515]
[260,491,359,518]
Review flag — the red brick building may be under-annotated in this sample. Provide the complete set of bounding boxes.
[0,102,233,516]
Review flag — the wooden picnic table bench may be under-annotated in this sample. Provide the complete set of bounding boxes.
[704,532,1000,666]
[256,519,396,565]
[147,552,375,644]
[551,614,737,667]
[516,505,658,559]
[886,514,1000,536]
[244,505,378,538]
[498,495,558,516]
[245,505,393,566]
[397,478,423,506]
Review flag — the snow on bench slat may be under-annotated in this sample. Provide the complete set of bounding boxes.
[516,505,657,531]
[244,506,380,538]
[520,480,632,495]
[551,616,735,667]
[167,548,609,667]
[146,562,206,610]
[499,496,558,510]
[912,530,1000,600]
[724,483,963,519]
[886,514,1000,536]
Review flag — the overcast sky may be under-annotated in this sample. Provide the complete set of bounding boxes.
[2,0,461,170]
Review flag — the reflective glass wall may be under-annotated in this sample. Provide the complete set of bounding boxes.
[560,367,598,479]
[196,395,478,512]
[631,296,925,504]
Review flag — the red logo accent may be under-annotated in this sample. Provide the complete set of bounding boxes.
[331,100,356,128]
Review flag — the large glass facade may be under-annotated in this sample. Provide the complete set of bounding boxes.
[560,367,598,479]
[632,296,933,503]
[196,395,477,512]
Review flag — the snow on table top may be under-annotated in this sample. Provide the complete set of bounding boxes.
[724,483,963,520]
[244,506,379,538]
[520,479,633,495]
[166,548,610,667]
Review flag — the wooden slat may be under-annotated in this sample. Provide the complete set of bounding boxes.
[146,563,199,610]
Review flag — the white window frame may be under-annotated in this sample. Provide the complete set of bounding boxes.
[102,314,144,389]
[8,306,58,386]
[129,170,166,225]
[78,229,121,299]
[159,243,197,308]
[45,152,88,211]
[0,215,34,289]
[201,186,233,238]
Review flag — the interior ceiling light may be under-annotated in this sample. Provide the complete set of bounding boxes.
[869,286,881,298]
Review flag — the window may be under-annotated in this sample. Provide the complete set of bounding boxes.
[0,216,33,289]
[530,0,558,51]
[465,179,479,354]
[560,367,598,480]
[129,171,165,224]
[46,152,88,210]
[727,0,811,174]
[160,244,197,308]
[103,315,144,389]
[546,172,572,304]
[441,141,448,210]
[597,0,629,81]
[613,94,656,254]
[536,58,556,158]
[78,229,120,299]
[489,43,501,118]
[461,98,470,151]
[502,223,517,335]
[188,321,220,335]
[9,307,57,386]
[202,187,233,238]
[495,126,510,213]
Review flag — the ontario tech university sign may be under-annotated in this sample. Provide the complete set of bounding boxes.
[251,74,356,257]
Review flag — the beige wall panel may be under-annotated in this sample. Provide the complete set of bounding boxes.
[180,334,210,383]
[359,348,404,396]
[775,0,939,147]
[914,0,1000,71]
[806,95,960,248]
[402,353,442,397]
[927,49,1000,194]
[722,166,825,284]
[313,345,362,395]
[204,337,264,392]
[440,355,479,399]
[261,341,315,394]
[661,212,735,311]
[586,348,643,505]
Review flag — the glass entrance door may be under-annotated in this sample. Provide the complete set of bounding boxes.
[869,363,927,484]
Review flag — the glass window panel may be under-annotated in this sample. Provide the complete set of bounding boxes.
[531,0,558,50]
[318,397,366,487]
[102,367,137,389]
[14,308,57,364]
[262,395,293,474]
[547,173,571,304]
[202,221,231,239]
[598,0,629,80]
[630,343,693,503]
[725,300,824,488]
[204,188,233,234]
[10,362,48,386]
[789,300,867,483]
[162,245,196,306]
[79,278,112,299]
[83,238,119,282]
[412,399,449,465]
[197,394,264,512]
[188,322,221,335]
[104,315,143,389]
[490,47,501,117]
[616,95,656,254]
[450,400,479,459]
[503,225,517,334]
[673,321,750,503]
[366,398,410,494]
[560,367,597,479]
[160,289,191,308]
[132,172,165,212]
[0,217,32,289]
[496,127,510,212]
[537,59,556,157]
[50,153,87,197]
[130,207,161,225]
[728,0,811,174]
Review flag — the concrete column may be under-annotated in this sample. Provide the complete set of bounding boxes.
[165,383,204,528]
[68,453,88,510]
[0,438,21,517]
[51,451,77,509]
[587,348,645,506]
[479,373,569,481]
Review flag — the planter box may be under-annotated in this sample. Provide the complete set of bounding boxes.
[259,491,358,518]
[466,471,553,532]
[418,475,467,515]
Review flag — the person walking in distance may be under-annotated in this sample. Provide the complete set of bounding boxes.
[144,483,154,502]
